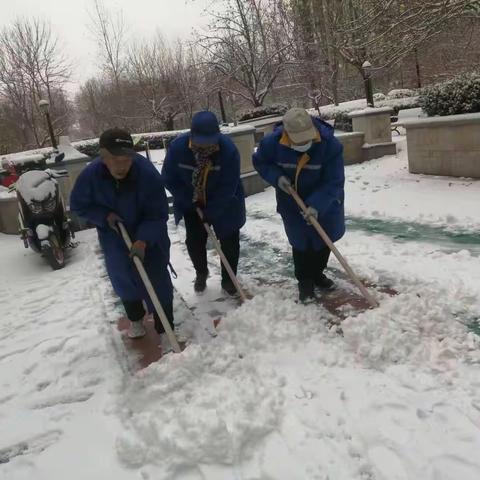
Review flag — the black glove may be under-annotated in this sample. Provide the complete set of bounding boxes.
[106,212,122,233]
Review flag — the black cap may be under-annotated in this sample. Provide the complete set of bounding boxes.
[99,128,135,156]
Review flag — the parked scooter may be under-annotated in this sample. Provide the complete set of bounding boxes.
[9,153,75,270]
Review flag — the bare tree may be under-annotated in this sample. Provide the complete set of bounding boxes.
[334,0,480,82]
[198,0,293,107]
[89,0,127,90]
[126,35,203,130]
[289,0,344,105]
[0,18,71,151]
[287,0,480,105]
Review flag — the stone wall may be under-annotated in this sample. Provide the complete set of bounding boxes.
[336,133,365,165]
[404,112,480,178]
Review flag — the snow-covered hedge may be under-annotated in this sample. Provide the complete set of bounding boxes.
[310,95,421,131]
[387,89,417,99]
[238,104,289,121]
[374,93,386,101]
[420,72,480,117]
[326,111,353,132]
[74,130,187,158]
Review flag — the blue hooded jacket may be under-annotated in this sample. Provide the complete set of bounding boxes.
[253,118,345,251]
[161,132,246,239]
[70,154,173,309]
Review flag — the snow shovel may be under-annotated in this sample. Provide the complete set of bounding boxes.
[288,186,379,309]
[196,208,248,303]
[117,221,182,353]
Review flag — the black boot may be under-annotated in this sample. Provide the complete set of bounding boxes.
[314,273,335,290]
[194,271,209,293]
[221,278,238,297]
[298,280,315,304]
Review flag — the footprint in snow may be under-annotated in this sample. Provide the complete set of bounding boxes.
[0,430,62,464]
[29,390,94,410]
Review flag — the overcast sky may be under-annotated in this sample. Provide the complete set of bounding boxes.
[1,0,212,93]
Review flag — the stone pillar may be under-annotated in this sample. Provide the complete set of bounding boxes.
[0,196,19,234]
[224,124,267,197]
[225,125,256,174]
[349,107,397,160]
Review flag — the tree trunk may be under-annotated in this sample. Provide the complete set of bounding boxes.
[332,68,339,106]
[165,114,175,131]
[361,70,374,108]
[414,48,422,89]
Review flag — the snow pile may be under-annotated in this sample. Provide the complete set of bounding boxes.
[342,285,480,369]
[116,292,333,472]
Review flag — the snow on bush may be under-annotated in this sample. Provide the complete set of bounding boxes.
[239,103,289,121]
[420,72,480,116]
[308,95,421,131]
[373,92,386,101]
[387,89,417,99]
[72,130,187,158]
[329,110,354,132]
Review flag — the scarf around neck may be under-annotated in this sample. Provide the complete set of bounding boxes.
[190,143,220,206]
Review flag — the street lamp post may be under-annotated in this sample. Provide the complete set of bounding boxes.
[38,99,58,149]
[218,90,227,124]
[362,61,374,108]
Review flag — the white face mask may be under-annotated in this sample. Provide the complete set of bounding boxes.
[291,141,312,153]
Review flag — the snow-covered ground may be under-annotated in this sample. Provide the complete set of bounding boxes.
[346,137,480,230]
[1,141,480,479]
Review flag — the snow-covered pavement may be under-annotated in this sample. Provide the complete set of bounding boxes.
[1,139,480,479]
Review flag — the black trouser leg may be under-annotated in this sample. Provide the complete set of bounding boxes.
[292,247,316,283]
[183,209,208,274]
[313,247,331,281]
[219,230,240,284]
[122,300,145,322]
[153,301,174,334]
[122,299,174,334]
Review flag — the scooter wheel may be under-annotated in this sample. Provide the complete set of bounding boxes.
[43,236,65,270]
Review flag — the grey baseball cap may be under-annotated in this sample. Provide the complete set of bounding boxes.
[283,108,317,144]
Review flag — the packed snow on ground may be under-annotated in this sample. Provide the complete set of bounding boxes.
[1,141,480,479]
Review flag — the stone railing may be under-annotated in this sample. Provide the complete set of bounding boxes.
[403,112,480,178]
